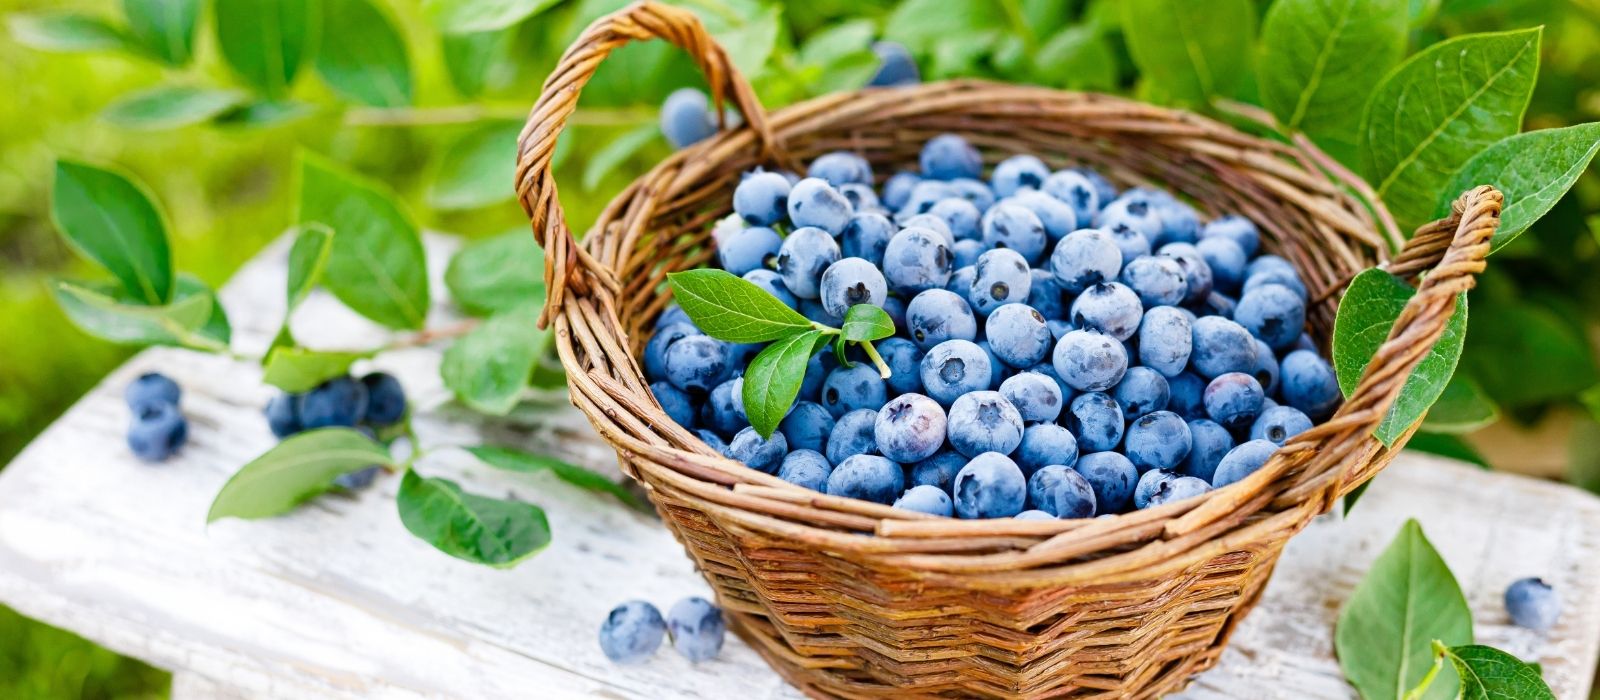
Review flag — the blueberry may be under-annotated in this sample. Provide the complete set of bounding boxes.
[952,177,997,213]
[952,452,1027,518]
[975,340,1009,384]
[881,295,908,336]
[1201,215,1260,257]
[882,171,921,210]
[1211,439,1278,487]
[1041,170,1100,225]
[827,454,905,503]
[1104,221,1153,267]
[744,269,799,310]
[770,402,828,454]
[1295,332,1318,353]
[910,451,966,491]
[127,401,188,462]
[1183,419,1235,482]
[929,198,982,241]
[882,227,954,295]
[1280,349,1340,419]
[875,393,947,463]
[1016,423,1078,475]
[991,155,1049,197]
[800,351,827,401]
[1073,167,1119,207]
[999,372,1064,423]
[666,597,726,663]
[1113,367,1170,420]
[265,393,301,438]
[868,41,920,86]
[1047,319,1074,342]
[877,337,924,395]
[979,306,1044,370]
[800,298,840,327]
[664,335,729,393]
[980,203,1048,264]
[1235,283,1307,351]
[946,391,1025,458]
[1026,270,1065,320]
[1028,464,1097,518]
[333,465,381,490]
[1138,306,1192,377]
[733,171,791,226]
[952,239,986,269]
[599,600,667,664]
[660,88,716,149]
[778,449,832,491]
[1119,255,1188,307]
[920,134,982,181]
[717,226,781,277]
[125,372,180,410]
[696,429,730,456]
[1151,200,1201,248]
[1196,237,1247,294]
[645,322,701,382]
[826,408,880,466]
[652,381,698,429]
[1198,291,1238,319]
[1251,338,1281,395]
[921,339,993,405]
[298,376,369,429]
[1133,469,1178,509]
[1147,475,1211,508]
[1190,316,1257,379]
[1204,372,1265,431]
[839,183,879,211]
[728,427,787,473]
[1158,242,1214,305]
[1009,189,1079,241]
[1505,577,1560,630]
[1015,509,1055,520]
[1073,451,1138,513]
[1251,405,1312,446]
[821,363,888,417]
[1052,329,1128,392]
[360,373,406,426]
[840,213,896,266]
[656,304,692,329]
[1167,372,1207,419]
[1072,281,1146,341]
[1096,194,1162,240]
[1050,228,1122,293]
[819,257,888,319]
[1125,410,1192,473]
[947,265,976,295]
[1065,392,1124,453]
[900,180,959,217]
[1245,254,1296,281]
[966,249,1031,315]
[808,151,873,187]
[894,484,954,517]
[776,226,841,299]
[786,178,853,235]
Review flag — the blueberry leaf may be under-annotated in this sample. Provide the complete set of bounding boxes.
[396,469,551,568]
[1360,28,1542,233]
[1032,26,1118,91]
[582,123,656,192]
[667,269,817,343]
[444,229,546,317]
[1336,519,1472,700]
[428,121,559,211]
[743,330,826,439]
[207,428,391,522]
[440,303,546,414]
[884,0,1005,50]
[1443,644,1554,700]
[314,0,412,107]
[52,160,174,305]
[123,0,199,65]
[101,85,249,130]
[1421,374,1498,433]
[1462,298,1598,408]
[841,304,895,343]
[262,346,372,393]
[1119,0,1257,107]
[213,99,317,128]
[1332,268,1467,446]
[465,446,642,508]
[8,12,130,52]
[423,0,558,33]
[214,0,314,99]
[1439,122,1600,254]
[285,223,335,313]
[441,28,511,98]
[53,275,228,351]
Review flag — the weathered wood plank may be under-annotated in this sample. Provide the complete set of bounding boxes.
[1,236,1596,699]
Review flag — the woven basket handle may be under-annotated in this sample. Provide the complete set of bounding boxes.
[513,0,774,327]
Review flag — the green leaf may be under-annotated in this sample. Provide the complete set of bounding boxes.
[314,0,412,107]
[440,304,546,414]
[53,276,227,350]
[1410,0,1442,27]
[667,269,816,343]
[285,223,335,313]
[424,0,557,33]
[798,19,874,67]
[1360,28,1542,233]
[1445,645,1555,700]
[215,0,315,99]
[1439,123,1600,254]
[207,428,390,522]
[743,331,825,439]
[583,123,657,191]
[1331,269,1468,446]
[101,85,249,130]
[442,28,512,97]
[1120,0,1257,107]
[712,6,780,76]
[214,100,317,127]
[1336,519,1472,700]
[1421,374,1498,433]
[296,152,431,330]
[123,0,199,65]
[8,12,130,52]
[1405,431,1490,468]
[428,121,523,210]
[1033,26,1118,92]
[885,0,1005,48]
[1462,298,1598,408]
[1258,0,1407,163]
[397,469,551,568]
[444,230,545,317]
[261,346,371,393]
[841,305,895,342]
[465,446,641,507]
[810,51,879,96]
[51,160,173,305]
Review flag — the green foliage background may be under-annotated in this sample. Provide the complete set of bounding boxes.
[2,0,1599,696]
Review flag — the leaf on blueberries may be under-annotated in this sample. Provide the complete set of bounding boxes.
[1336,519,1472,700]
[314,0,413,107]
[397,469,551,568]
[742,330,825,439]
[214,0,315,99]
[1445,645,1554,700]
[1332,268,1467,446]
[207,428,390,522]
[297,151,431,330]
[1421,374,1499,433]
[1360,28,1541,233]
[444,229,546,317]
[8,12,129,52]
[123,0,200,65]
[262,346,372,393]
[668,269,815,343]
[440,303,546,415]
[465,446,641,508]
[52,160,174,305]
[102,85,249,130]
[54,275,228,350]
[1119,0,1257,107]
[841,304,895,343]
[1440,122,1600,254]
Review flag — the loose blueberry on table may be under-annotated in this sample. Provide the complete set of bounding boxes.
[648,133,1341,521]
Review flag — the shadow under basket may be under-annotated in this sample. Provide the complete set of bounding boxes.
[514,3,1503,697]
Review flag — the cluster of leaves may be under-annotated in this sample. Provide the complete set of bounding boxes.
[1337,520,1554,700]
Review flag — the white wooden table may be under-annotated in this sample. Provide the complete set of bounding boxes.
[3,236,1598,699]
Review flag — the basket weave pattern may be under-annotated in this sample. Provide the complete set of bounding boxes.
[515,4,1503,697]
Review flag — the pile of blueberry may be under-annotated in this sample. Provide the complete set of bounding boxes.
[647,132,1344,521]
[125,372,189,462]
[263,372,407,489]
[599,596,727,665]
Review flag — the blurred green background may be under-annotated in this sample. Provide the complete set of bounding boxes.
[2,0,1598,696]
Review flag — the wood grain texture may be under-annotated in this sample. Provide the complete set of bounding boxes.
[1,236,1596,699]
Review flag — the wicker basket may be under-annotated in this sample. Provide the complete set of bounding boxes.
[514,3,1504,697]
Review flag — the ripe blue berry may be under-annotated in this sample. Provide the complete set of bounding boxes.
[743,269,799,310]
[1065,392,1124,453]
[1196,237,1247,294]
[1026,270,1065,320]
[127,401,188,462]
[882,227,954,295]
[778,449,832,491]
[1119,255,1188,307]
[1250,405,1313,446]
[1157,242,1214,305]
[1204,372,1265,431]
[700,379,744,434]
[728,427,787,473]
[868,41,920,87]
[299,376,369,429]
[1041,170,1100,225]
[1028,464,1097,518]
[839,183,880,211]
[1201,215,1260,257]
[733,171,791,225]
[333,465,381,490]
[265,393,301,438]
[1073,451,1138,513]
[1211,439,1279,487]
[786,178,853,235]
[1125,410,1192,472]
[952,239,985,268]
[827,454,905,504]
[1183,419,1235,483]
[894,484,954,517]
[840,213,896,266]
[777,226,842,299]
[1015,509,1055,520]
[126,372,180,410]
[652,381,697,429]
[1050,228,1122,293]
[800,298,840,326]
[952,452,1027,518]
[780,401,834,453]
[696,429,730,456]
[819,257,888,319]
[1251,338,1280,395]
[991,155,1049,197]
[980,203,1048,264]
[718,226,783,277]
[910,451,966,491]
[826,408,880,466]
[929,198,982,241]
[663,335,729,393]
[1017,423,1079,475]
[657,304,691,329]
[1190,316,1257,379]
[1151,200,1201,248]
[1133,469,1178,509]
[1280,349,1341,419]
[1052,329,1129,392]
[1008,189,1079,241]
[947,265,975,295]
[968,249,1032,315]
[666,597,726,663]
[882,171,920,210]
[1070,282,1143,341]
[920,339,993,405]
[1147,475,1211,508]
[983,305,1047,369]
[1505,577,1560,630]
[1097,195,1162,241]
[1235,283,1307,351]
[1167,372,1207,419]
[882,295,908,335]
[599,600,666,664]
[1113,367,1170,419]
[660,89,716,149]
[808,151,873,187]
[877,337,924,395]
[361,372,406,426]
[822,364,888,417]
[900,180,959,217]
[999,371,1063,423]
[1138,306,1193,377]
[645,322,700,382]
[875,393,947,463]
[1104,221,1153,267]
[920,134,982,181]
[946,391,1025,457]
